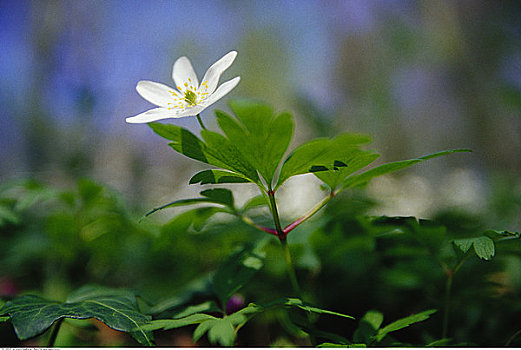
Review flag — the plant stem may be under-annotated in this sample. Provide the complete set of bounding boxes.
[280,237,302,297]
[442,271,453,339]
[266,188,301,296]
[284,193,333,235]
[47,318,64,347]
[196,114,207,130]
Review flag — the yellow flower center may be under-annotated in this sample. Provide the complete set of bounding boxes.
[184,90,198,105]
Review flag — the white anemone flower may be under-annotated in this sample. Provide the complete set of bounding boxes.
[126,51,240,124]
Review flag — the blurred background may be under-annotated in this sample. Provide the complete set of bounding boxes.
[1,0,521,346]
[1,0,520,220]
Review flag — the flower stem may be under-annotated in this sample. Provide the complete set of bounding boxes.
[196,114,207,130]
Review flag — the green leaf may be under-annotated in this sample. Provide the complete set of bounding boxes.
[0,316,8,322]
[144,189,235,218]
[213,243,266,305]
[161,207,228,234]
[149,123,208,163]
[189,169,250,185]
[194,317,236,346]
[241,195,268,212]
[353,310,384,343]
[149,123,259,183]
[0,285,153,346]
[284,298,355,319]
[200,188,234,208]
[141,313,216,332]
[216,100,294,185]
[341,149,471,191]
[200,130,260,183]
[277,133,373,188]
[375,309,436,342]
[453,236,495,260]
[314,151,380,191]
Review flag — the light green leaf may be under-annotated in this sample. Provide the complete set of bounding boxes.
[0,285,153,346]
[353,310,384,343]
[453,236,495,260]
[0,316,8,322]
[375,309,436,342]
[189,169,250,185]
[341,149,471,191]
[213,243,266,305]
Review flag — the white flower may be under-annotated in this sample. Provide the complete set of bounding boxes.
[126,51,240,124]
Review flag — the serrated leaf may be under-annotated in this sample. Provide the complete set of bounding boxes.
[213,243,266,305]
[149,123,208,163]
[216,100,294,185]
[314,151,380,191]
[277,133,373,188]
[0,285,153,345]
[189,169,250,185]
[200,130,260,183]
[375,309,436,342]
[453,236,495,260]
[148,123,259,184]
[341,149,471,191]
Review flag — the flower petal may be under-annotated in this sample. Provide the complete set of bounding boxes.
[172,56,199,91]
[174,104,207,118]
[136,81,177,107]
[126,107,186,124]
[200,51,237,95]
[201,77,241,107]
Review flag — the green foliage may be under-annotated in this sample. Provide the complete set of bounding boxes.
[0,285,153,346]
[213,242,266,306]
[453,236,495,260]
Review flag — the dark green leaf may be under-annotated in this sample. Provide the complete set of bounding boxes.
[375,309,436,342]
[213,243,266,305]
[341,149,471,191]
[189,169,250,185]
[0,285,153,346]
